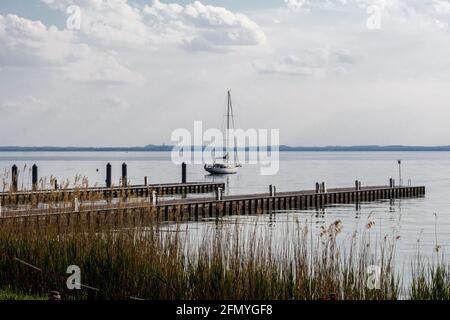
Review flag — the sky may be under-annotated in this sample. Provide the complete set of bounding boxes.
[1,0,450,147]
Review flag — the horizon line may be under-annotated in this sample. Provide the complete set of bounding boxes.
[1,144,450,151]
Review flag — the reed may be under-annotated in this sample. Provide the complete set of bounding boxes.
[410,256,450,300]
[0,215,407,300]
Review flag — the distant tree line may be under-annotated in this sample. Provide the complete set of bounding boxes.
[1,145,450,152]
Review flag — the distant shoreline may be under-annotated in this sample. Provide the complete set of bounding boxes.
[2,145,450,152]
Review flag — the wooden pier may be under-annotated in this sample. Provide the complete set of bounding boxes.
[153,185,425,220]
[0,181,225,206]
[0,185,425,229]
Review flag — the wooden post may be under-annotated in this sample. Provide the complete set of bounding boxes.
[321,182,326,193]
[32,164,38,191]
[315,182,320,193]
[74,197,80,211]
[182,162,187,184]
[11,164,18,192]
[355,180,359,191]
[54,179,58,190]
[121,163,127,187]
[106,163,112,188]
[152,191,157,205]
[144,176,148,186]
[216,187,222,200]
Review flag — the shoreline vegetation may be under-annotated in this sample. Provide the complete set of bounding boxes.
[0,214,448,300]
[2,145,450,152]
[0,176,447,301]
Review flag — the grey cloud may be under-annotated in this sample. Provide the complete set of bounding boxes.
[254,48,355,77]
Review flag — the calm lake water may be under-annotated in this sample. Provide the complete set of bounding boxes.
[1,151,449,284]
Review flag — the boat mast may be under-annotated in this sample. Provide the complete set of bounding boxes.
[226,90,231,163]
[228,91,238,165]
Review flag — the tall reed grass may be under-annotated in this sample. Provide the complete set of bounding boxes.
[0,216,415,300]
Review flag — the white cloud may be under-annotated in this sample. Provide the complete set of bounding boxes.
[254,47,353,77]
[284,0,349,12]
[61,50,142,84]
[255,0,450,82]
[433,0,450,14]
[41,0,267,51]
[43,0,151,45]
[0,14,74,66]
[0,95,51,113]
[284,0,310,12]
[3,0,450,146]
[144,0,267,51]
[283,0,450,31]
[0,14,142,84]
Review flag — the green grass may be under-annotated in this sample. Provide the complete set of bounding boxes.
[0,289,45,300]
[411,261,450,300]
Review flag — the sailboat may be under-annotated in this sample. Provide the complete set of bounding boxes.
[204,90,241,174]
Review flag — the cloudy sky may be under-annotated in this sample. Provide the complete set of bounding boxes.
[1,0,450,147]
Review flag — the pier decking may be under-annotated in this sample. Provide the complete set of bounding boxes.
[0,181,225,206]
[154,185,425,219]
[0,185,425,229]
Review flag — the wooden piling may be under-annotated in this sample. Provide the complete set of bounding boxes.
[106,163,112,188]
[11,165,18,192]
[122,163,127,187]
[32,164,38,191]
[182,162,187,184]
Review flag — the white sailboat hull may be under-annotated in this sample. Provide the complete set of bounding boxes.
[204,164,238,174]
